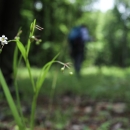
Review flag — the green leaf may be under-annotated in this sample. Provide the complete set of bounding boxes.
[13,45,19,78]
[0,70,25,130]
[36,53,59,93]
[16,38,27,60]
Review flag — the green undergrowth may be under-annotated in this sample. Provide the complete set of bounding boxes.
[17,66,130,102]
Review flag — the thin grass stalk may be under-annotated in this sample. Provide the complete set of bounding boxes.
[30,91,38,130]
[13,46,26,127]
[48,70,58,119]
[26,59,36,92]
[0,70,25,130]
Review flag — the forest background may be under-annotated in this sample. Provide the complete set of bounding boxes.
[1,0,130,129]
[1,0,130,67]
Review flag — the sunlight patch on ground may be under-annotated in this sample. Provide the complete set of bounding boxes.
[82,66,99,75]
[82,66,129,77]
[17,67,60,79]
[17,67,41,78]
[17,66,130,79]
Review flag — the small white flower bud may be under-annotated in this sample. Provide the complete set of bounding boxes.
[31,36,35,39]
[69,72,73,75]
[61,67,65,71]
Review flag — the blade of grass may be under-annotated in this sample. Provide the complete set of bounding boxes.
[15,38,26,61]
[36,53,59,92]
[26,59,36,92]
[0,70,25,130]
[15,39,36,92]
[13,45,19,78]
[13,45,26,127]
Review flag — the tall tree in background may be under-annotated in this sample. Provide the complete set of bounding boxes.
[0,0,23,86]
[114,0,130,66]
[98,0,130,67]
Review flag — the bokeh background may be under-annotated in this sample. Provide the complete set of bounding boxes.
[1,0,130,130]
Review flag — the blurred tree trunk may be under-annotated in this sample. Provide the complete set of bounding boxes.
[0,0,23,85]
[120,25,128,67]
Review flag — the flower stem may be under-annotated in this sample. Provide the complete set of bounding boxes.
[30,91,38,130]
[26,59,36,92]
[14,80,26,127]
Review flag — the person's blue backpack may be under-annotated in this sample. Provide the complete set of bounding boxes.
[68,26,82,44]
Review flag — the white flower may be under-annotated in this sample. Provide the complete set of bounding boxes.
[0,35,8,45]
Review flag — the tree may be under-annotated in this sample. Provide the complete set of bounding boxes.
[96,0,130,67]
[0,0,23,85]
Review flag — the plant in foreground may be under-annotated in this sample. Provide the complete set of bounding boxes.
[0,19,72,130]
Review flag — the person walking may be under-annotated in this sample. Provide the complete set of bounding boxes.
[68,24,91,77]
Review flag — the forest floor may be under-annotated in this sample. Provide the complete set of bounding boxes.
[1,66,130,130]
[0,94,130,130]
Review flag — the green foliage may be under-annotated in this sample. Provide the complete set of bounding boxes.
[0,20,71,130]
[95,0,130,67]
[17,66,130,102]
[0,70,25,130]
[12,0,130,67]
